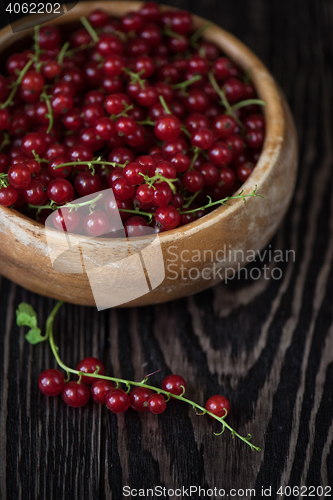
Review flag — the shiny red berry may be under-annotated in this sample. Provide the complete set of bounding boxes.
[38,369,66,397]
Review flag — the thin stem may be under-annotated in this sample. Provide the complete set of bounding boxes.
[57,41,70,65]
[137,119,155,126]
[164,28,184,40]
[40,91,54,134]
[66,193,103,212]
[181,125,191,139]
[189,22,212,46]
[180,186,263,215]
[80,16,100,43]
[53,159,127,170]
[208,71,243,128]
[232,99,266,111]
[122,67,145,88]
[159,95,171,115]
[172,75,202,90]
[1,58,34,109]
[183,191,199,209]
[118,208,153,222]
[189,149,200,170]
[0,132,11,152]
[34,25,41,71]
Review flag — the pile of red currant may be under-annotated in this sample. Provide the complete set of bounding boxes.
[39,358,230,419]
[0,2,265,235]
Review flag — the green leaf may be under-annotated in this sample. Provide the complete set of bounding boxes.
[25,328,44,345]
[16,303,38,328]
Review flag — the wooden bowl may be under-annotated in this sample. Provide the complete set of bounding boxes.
[0,1,298,307]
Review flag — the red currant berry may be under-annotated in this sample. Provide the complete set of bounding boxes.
[208,141,233,168]
[51,92,73,115]
[75,172,101,196]
[155,115,181,141]
[52,207,80,232]
[245,129,264,149]
[155,205,180,230]
[21,132,46,158]
[136,184,154,205]
[38,369,65,397]
[62,381,90,408]
[148,393,167,414]
[124,216,148,237]
[76,357,105,385]
[91,379,115,405]
[22,179,48,205]
[237,161,254,182]
[205,395,230,418]
[191,127,214,150]
[0,186,18,206]
[152,182,172,206]
[183,171,204,192]
[106,388,130,413]
[84,211,109,237]
[161,374,186,397]
[7,164,31,189]
[39,26,61,50]
[48,156,71,178]
[130,387,153,412]
[170,153,190,173]
[47,178,74,205]
[213,114,237,139]
[21,71,45,92]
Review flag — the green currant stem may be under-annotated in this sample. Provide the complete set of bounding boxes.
[164,27,184,40]
[1,57,35,109]
[40,91,54,134]
[34,25,42,72]
[172,75,202,89]
[0,132,10,152]
[189,22,212,46]
[57,41,70,65]
[80,16,100,42]
[0,173,9,188]
[66,192,103,212]
[232,99,266,111]
[159,95,171,115]
[208,71,243,128]
[137,119,155,126]
[122,67,145,88]
[180,186,263,215]
[64,42,95,57]
[53,159,128,170]
[140,172,177,194]
[181,125,191,139]
[183,191,199,209]
[43,300,259,451]
[110,103,134,120]
[32,151,48,163]
[118,208,153,222]
[189,148,200,170]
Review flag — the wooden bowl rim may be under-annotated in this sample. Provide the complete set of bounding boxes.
[0,1,285,244]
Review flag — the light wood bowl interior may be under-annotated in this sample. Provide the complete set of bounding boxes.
[0,1,298,307]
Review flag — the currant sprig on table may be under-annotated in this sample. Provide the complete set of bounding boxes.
[16,301,260,452]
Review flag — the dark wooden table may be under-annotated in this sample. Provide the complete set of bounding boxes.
[1,0,332,498]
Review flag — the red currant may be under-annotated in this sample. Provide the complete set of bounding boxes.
[62,381,90,408]
[38,369,65,397]
[205,395,230,418]
[106,388,130,413]
[148,393,167,414]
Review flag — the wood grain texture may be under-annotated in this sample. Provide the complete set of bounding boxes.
[0,0,332,498]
